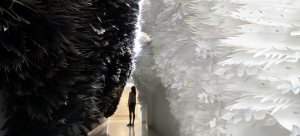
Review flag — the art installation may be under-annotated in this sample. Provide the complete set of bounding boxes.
[0,0,138,135]
[134,0,300,136]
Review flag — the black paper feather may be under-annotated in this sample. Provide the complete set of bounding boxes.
[0,0,139,135]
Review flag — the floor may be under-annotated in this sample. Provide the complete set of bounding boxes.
[101,116,162,136]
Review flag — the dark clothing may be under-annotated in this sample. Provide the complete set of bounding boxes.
[128,91,136,105]
[129,103,136,112]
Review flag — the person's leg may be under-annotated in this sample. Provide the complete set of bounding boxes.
[128,104,135,126]
[132,112,135,126]
[132,103,136,126]
[128,105,132,126]
[130,111,134,126]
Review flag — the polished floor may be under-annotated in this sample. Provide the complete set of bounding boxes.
[101,116,162,136]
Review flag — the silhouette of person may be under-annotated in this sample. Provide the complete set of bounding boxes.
[127,86,136,126]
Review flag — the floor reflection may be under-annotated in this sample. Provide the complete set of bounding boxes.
[101,116,162,136]
[128,126,135,136]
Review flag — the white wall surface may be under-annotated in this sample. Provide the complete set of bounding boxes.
[134,0,300,135]
[114,87,138,116]
[152,83,180,136]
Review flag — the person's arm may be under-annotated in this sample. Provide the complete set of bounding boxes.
[133,94,136,103]
[128,92,131,107]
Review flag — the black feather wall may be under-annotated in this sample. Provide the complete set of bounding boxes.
[93,0,139,118]
[0,0,139,135]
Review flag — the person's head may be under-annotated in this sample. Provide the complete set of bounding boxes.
[131,86,136,95]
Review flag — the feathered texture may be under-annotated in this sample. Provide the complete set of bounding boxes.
[92,0,139,117]
[0,0,138,135]
[134,0,300,136]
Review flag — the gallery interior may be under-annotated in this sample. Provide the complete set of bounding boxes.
[0,0,300,136]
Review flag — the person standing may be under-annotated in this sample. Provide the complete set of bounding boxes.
[127,86,136,126]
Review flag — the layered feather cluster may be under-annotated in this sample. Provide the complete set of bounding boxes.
[0,0,138,135]
[134,0,300,135]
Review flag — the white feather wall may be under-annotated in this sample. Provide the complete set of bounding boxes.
[133,0,300,135]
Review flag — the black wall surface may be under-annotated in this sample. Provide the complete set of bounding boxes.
[0,0,139,135]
